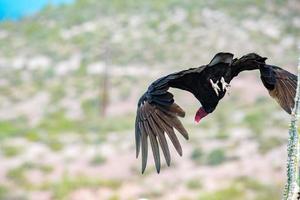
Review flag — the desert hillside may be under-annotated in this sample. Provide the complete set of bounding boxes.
[0,0,299,199]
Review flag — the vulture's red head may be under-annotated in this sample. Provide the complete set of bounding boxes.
[194,107,208,123]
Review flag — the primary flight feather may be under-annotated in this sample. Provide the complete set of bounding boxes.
[135,52,297,173]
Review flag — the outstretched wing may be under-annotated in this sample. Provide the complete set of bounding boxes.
[260,65,297,114]
[135,69,198,174]
[136,101,188,174]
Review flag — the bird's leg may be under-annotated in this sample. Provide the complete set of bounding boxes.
[220,77,231,92]
[210,79,221,96]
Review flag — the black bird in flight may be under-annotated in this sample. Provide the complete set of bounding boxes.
[135,52,297,173]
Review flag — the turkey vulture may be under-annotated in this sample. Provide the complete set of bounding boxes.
[135,52,297,173]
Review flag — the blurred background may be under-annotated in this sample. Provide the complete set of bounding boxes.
[0,0,299,199]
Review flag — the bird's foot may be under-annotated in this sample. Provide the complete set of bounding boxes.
[210,79,221,96]
[220,77,231,92]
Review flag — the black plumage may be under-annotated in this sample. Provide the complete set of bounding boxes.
[135,52,297,173]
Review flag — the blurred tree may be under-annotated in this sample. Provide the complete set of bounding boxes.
[100,46,110,118]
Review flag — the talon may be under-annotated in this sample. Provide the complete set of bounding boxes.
[210,79,221,96]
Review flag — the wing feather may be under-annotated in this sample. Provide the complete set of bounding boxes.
[139,122,148,174]
[156,109,189,140]
[135,114,141,158]
[152,110,183,156]
[264,66,297,114]
[136,101,187,173]
[145,121,161,173]
[135,64,214,173]
[148,116,171,166]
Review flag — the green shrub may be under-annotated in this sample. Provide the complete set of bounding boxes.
[1,145,22,157]
[0,120,27,138]
[199,186,243,200]
[258,136,284,154]
[0,185,9,200]
[40,175,122,199]
[25,131,41,142]
[186,179,202,190]
[206,148,226,166]
[7,166,27,185]
[90,154,106,165]
[190,148,204,164]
